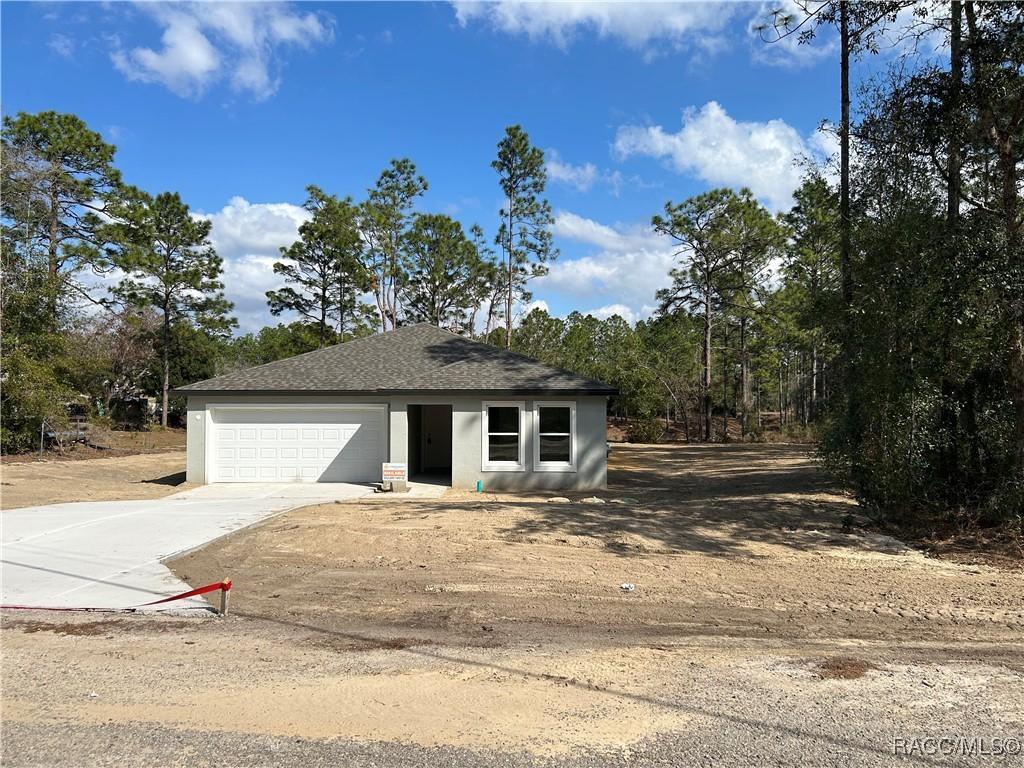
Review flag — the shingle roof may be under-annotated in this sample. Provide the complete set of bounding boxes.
[174,323,617,396]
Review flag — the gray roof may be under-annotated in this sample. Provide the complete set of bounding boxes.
[174,323,617,396]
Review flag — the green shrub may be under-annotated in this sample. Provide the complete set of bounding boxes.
[626,418,665,443]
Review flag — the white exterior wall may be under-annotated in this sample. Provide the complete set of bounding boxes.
[186,394,607,491]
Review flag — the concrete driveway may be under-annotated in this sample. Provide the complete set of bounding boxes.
[1,483,374,611]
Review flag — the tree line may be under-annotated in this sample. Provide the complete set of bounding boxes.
[505,2,1022,525]
[2,1,1020,529]
[1,116,557,443]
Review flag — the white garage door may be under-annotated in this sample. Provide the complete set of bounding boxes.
[209,407,386,483]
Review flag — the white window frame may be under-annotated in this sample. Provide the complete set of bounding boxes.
[533,400,577,473]
[481,400,526,472]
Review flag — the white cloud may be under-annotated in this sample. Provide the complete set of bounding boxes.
[546,152,600,192]
[546,151,642,197]
[49,33,75,58]
[588,303,638,324]
[111,2,333,100]
[538,211,675,321]
[521,299,550,316]
[746,0,837,68]
[452,1,738,54]
[195,197,311,332]
[554,210,664,252]
[452,1,856,68]
[198,196,310,258]
[614,101,832,211]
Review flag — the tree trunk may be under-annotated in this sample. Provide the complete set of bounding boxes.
[939,0,963,487]
[161,312,170,428]
[702,294,713,442]
[47,185,60,320]
[374,276,387,332]
[801,355,806,427]
[756,376,762,428]
[740,315,751,435]
[338,273,349,341]
[778,361,784,427]
[839,1,852,312]
[722,323,729,441]
[839,0,858,444]
[947,0,962,227]
[505,201,514,349]
[811,343,819,421]
[963,1,1024,471]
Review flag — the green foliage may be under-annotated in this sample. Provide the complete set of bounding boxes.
[107,190,234,336]
[401,213,486,331]
[510,309,667,420]
[146,324,230,426]
[626,418,665,444]
[654,187,783,440]
[105,189,235,424]
[0,347,77,453]
[225,320,375,370]
[228,322,333,368]
[817,3,1024,524]
[492,125,557,347]
[1,209,77,451]
[361,159,428,330]
[1,110,121,310]
[267,186,370,346]
[633,314,701,421]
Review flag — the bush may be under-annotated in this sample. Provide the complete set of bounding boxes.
[0,348,76,454]
[626,417,665,443]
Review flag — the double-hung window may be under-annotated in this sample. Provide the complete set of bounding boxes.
[482,401,525,471]
[534,401,576,472]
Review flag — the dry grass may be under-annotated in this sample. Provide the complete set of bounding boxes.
[816,657,876,680]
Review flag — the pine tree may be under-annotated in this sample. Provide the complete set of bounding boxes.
[106,190,235,426]
[267,186,368,347]
[492,125,557,348]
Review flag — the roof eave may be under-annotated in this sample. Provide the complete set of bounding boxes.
[171,387,618,397]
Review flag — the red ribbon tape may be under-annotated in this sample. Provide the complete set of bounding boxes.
[1,579,232,612]
[138,579,232,606]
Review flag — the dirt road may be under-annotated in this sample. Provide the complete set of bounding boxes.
[2,444,1021,766]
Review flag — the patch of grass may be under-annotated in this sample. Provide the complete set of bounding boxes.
[312,635,431,653]
[10,619,194,636]
[816,657,876,680]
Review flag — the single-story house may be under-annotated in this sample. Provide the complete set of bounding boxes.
[174,323,616,490]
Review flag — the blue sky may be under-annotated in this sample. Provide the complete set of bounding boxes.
[2,1,865,333]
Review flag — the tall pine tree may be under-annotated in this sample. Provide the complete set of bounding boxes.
[492,126,557,348]
[106,190,235,426]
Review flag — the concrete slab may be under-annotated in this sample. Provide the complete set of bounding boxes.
[1,483,373,611]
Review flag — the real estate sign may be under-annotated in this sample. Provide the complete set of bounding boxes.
[382,463,407,482]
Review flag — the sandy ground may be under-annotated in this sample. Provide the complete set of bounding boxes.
[0,451,189,509]
[2,444,1021,766]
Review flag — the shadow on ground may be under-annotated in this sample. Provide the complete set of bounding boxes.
[491,444,864,558]
[140,471,186,487]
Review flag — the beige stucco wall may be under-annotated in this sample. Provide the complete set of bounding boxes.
[186,394,607,491]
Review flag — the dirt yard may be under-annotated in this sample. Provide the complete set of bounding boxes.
[0,451,188,509]
[2,445,1021,767]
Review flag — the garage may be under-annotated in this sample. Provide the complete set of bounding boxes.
[208,406,387,483]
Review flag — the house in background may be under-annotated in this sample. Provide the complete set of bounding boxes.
[174,324,615,490]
